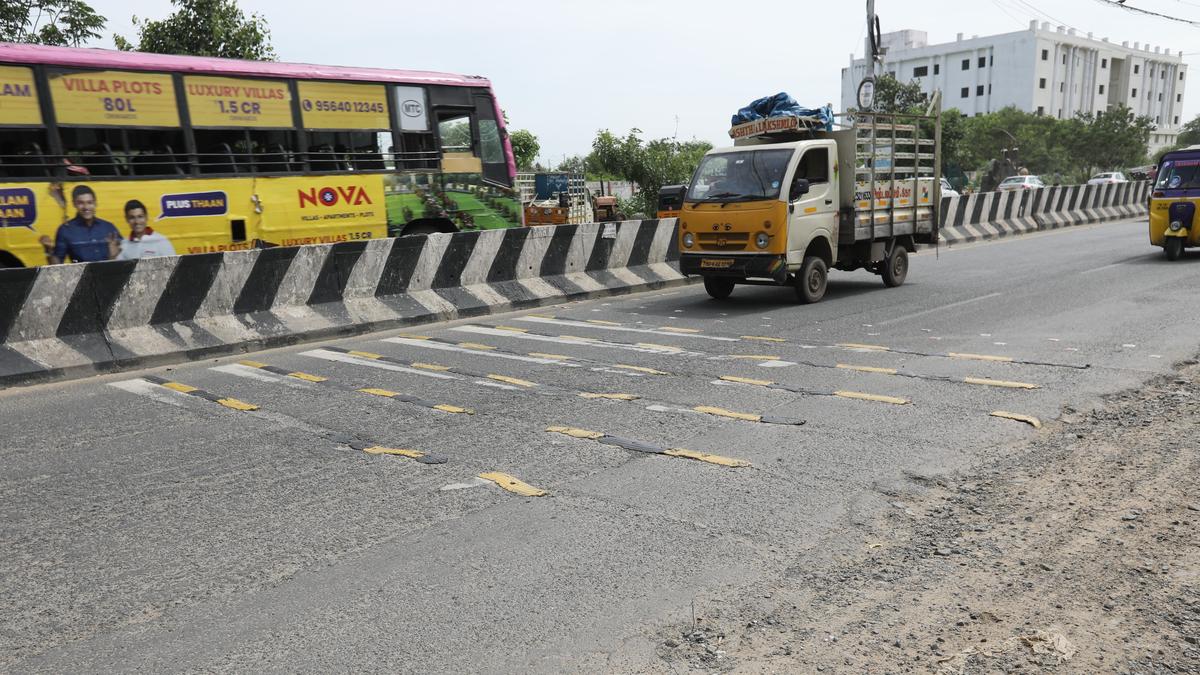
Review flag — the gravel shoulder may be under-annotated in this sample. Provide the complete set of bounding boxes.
[650,358,1200,674]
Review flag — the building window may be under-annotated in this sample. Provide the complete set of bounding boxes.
[1159,92,1163,101]
[1157,116,1161,124]
[1134,64,1140,74]
[1039,77,1046,89]
[1132,88,1138,97]
[976,85,984,95]
[990,55,994,66]
[1037,106,1045,116]
[1060,82,1065,92]
[1041,49,1048,60]
[1062,54,1067,64]
[961,87,969,98]
[988,84,992,94]
[1058,109,1063,118]
[888,71,895,78]
[1181,71,1186,81]
[1176,116,1181,125]
[1162,70,1167,79]
[1102,58,1108,68]
[1099,84,1105,94]
[1178,94,1183,102]
[913,65,928,77]
[978,56,986,68]
[962,59,970,70]
[934,63,940,75]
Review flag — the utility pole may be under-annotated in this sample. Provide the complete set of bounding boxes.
[857,0,881,111]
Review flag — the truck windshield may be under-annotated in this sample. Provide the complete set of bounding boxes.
[686,149,794,202]
[1156,155,1200,190]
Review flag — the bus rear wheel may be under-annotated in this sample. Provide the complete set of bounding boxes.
[704,277,735,300]
[1165,237,1185,261]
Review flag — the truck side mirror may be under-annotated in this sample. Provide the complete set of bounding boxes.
[790,178,810,201]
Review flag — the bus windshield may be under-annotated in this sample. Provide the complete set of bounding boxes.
[1156,154,1200,190]
[686,149,794,202]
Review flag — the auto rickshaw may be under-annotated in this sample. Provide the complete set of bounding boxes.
[1150,146,1200,260]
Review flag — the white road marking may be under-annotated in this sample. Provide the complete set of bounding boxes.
[453,325,694,355]
[382,337,573,365]
[212,363,313,388]
[874,292,1002,326]
[300,349,458,379]
[757,360,796,368]
[516,315,739,342]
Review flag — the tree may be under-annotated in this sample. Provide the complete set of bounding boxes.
[1064,105,1153,175]
[867,74,928,114]
[1174,115,1200,148]
[588,128,710,215]
[0,0,106,46]
[114,0,275,60]
[508,129,539,171]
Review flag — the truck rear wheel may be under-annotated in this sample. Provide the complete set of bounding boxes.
[795,256,827,304]
[881,246,909,287]
[704,277,735,300]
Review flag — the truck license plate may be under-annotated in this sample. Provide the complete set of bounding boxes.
[700,258,734,269]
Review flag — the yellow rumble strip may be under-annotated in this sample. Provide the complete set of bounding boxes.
[479,472,548,497]
[161,381,198,394]
[362,446,425,459]
[586,319,622,325]
[348,350,383,359]
[741,335,787,342]
[729,354,780,360]
[529,352,572,360]
[412,363,452,371]
[433,404,472,414]
[546,425,605,440]
[488,374,536,387]
[578,392,641,401]
[458,342,496,351]
[837,343,891,351]
[719,375,775,386]
[493,326,528,333]
[215,398,259,411]
[948,352,1014,363]
[663,449,752,467]
[635,342,684,351]
[834,391,911,405]
[657,326,701,333]
[148,377,260,411]
[693,406,762,422]
[837,364,899,375]
[614,364,669,375]
[990,411,1043,428]
[359,387,399,398]
[965,377,1039,389]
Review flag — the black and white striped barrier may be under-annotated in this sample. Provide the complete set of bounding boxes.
[939,181,1149,245]
[0,219,685,387]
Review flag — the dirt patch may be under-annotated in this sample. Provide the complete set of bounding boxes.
[653,360,1200,673]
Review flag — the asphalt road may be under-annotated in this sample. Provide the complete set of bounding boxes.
[3,217,1199,673]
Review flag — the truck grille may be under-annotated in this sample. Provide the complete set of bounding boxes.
[697,232,749,251]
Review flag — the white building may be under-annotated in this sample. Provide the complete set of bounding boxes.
[840,21,1188,154]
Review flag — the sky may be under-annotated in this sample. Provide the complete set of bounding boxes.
[84,0,1200,164]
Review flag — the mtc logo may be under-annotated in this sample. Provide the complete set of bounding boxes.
[298,186,374,207]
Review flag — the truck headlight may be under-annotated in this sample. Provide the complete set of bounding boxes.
[683,232,695,248]
[1170,220,1183,231]
[755,232,770,249]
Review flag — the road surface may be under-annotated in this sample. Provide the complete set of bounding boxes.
[3,217,1196,672]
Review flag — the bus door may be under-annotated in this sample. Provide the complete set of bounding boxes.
[473,95,509,188]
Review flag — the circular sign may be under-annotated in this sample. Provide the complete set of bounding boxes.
[319,187,338,206]
[857,77,876,110]
[402,100,423,117]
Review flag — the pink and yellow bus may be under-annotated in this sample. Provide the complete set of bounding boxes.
[0,43,519,267]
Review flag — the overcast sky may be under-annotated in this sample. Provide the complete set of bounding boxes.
[88,0,1200,164]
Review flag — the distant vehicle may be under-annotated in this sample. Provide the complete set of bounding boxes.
[1088,172,1128,185]
[940,178,960,198]
[997,175,1045,192]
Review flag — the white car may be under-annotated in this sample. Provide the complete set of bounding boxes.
[997,175,1045,192]
[1087,172,1127,185]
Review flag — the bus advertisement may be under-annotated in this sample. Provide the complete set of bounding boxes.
[0,44,521,267]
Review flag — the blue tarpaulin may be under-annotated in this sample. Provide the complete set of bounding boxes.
[732,93,833,131]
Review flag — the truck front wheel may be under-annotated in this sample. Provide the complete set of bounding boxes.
[704,277,735,300]
[881,246,909,287]
[795,256,828,304]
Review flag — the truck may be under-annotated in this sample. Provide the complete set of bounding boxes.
[678,96,941,303]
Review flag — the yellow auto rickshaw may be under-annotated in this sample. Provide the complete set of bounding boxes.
[1149,147,1200,260]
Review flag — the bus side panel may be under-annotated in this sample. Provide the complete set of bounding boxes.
[268,175,388,247]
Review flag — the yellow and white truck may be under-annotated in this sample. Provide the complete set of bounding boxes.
[677,101,941,302]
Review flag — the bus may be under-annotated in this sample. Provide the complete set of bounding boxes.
[0,43,519,267]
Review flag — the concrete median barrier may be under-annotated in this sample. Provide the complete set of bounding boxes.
[0,218,686,388]
[939,180,1149,245]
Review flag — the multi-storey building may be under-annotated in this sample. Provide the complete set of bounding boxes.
[840,21,1188,153]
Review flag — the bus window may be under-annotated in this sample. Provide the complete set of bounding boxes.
[0,129,52,178]
[438,114,472,154]
[59,127,186,176]
[474,95,508,186]
[395,132,438,170]
[194,129,296,174]
[303,130,385,172]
